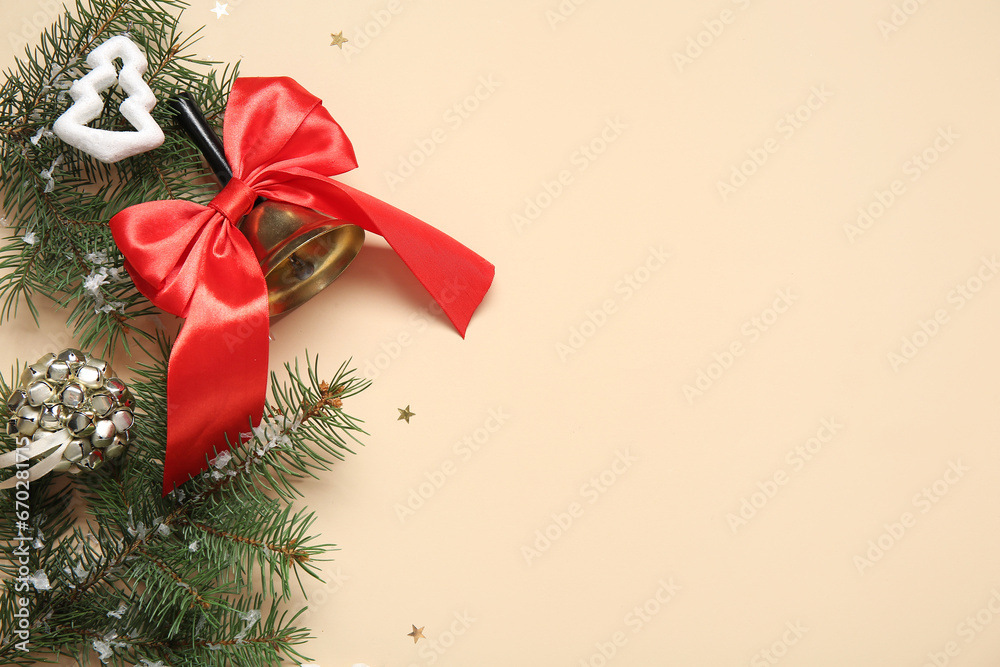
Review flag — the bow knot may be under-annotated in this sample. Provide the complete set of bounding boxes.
[110,76,494,495]
[209,177,257,223]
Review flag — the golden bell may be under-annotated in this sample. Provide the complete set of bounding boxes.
[167,93,365,318]
[238,201,365,317]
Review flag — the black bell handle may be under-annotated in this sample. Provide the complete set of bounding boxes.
[168,93,233,187]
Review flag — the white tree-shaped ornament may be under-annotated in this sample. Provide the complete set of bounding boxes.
[52,35,164,163]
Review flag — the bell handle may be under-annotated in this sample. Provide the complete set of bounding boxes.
[168,93,233,186]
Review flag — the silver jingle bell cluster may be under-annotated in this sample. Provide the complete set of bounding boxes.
[6,349,135,474]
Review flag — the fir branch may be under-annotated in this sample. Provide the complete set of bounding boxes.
[1,345,367,664]
[186,519,312,567]
[0,0,238,356]
[137,549,213,611]
[0,2,371,664]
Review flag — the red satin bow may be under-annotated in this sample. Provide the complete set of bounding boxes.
[110,77,494,495]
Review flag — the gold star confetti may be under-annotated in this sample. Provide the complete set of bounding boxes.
[330,31,348,48]
[408,625,425,643]
[398,405,415,423]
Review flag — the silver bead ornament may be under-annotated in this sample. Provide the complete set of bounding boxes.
[0,348,135,487]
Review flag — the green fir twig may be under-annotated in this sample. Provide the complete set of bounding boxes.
[1,341,367,666]
[0,0,238,357]
[0,2,368,666]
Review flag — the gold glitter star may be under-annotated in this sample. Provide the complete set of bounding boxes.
[398,405,415,423]
[408,625,425,643]
[330,31,349,48]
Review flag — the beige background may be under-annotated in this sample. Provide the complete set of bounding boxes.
[4,0,1000,665]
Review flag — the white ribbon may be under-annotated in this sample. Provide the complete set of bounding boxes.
[0,431,73,489]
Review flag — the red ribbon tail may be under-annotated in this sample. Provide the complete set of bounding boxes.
[160,237,270,496]
[334,182,495,336]
[162,297,269,495]
[266,176,495,336]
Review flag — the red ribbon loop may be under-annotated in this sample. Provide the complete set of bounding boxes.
[209,177,257,222]
[109,77,494,495]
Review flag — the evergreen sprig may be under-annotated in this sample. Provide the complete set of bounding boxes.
[0,1,370,665]
[0,345,368,666]
[0,0,238,357]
